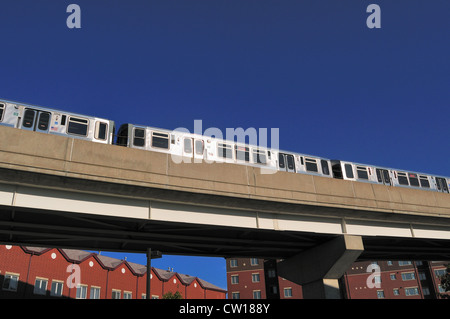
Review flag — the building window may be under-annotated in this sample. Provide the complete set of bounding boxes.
[2,273,19,292]
[250,258,259,266]
[230,259,238,268]
[393,288,400,296]
[111,289,121,299]
[267,269,276,278]
[253,290,261,299]
[76,284,88,299]
[284,287,292,298]
[90,286,101,299]
[34,278,48,295]
[377,290,385,299]
[405,287,419,296]
[231,275,239,284]
[398,261,412,266]
[231,292,240,299]
[390,274,397,280]
[435,269,447,277]
[123,291,132,299]
[252,273,260,283]
[418,272,427,280]
[422,287,430,295]
[50,280,64,297]
[401,272,416,281]
[387,261,393,266]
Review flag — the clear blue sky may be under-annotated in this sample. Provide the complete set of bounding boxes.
[1,0,449,290]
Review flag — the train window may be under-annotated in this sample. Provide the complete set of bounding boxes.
[253,149,267,165]
[356,166,369,180]
[321,160,330,175]
[95,122,108,140]
[152,132,169,149]
[133,128,146,147]
[419,176,430,188]
[0,103,4,121]
[61,115,67,126]
[184,138,192,153]
[278,153,285,169]
[235,145,250,162]
[345,164,354,179]
[397,172,409,186]
[408,173,420,187]
[376,169,382,183]
[23,109,36,128]
[37,112,50,131]
[218,143,233,159]
[305,158,318,172]
[67,117,88,136]
[286,155,295,170]
[436,177,449,193]
[195,140,204,155]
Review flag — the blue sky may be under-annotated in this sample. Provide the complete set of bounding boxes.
[1,0,449,290]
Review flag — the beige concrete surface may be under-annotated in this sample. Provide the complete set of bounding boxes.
[1,125,450,222]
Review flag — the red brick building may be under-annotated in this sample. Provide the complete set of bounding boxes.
[0,245,226,299]
[227,257,449,299]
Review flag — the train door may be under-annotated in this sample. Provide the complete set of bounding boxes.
[278,153,295,173]
[183,137,204,161]
[21,108,51,133]
[376,168,391,185]
[435,177,449,193]
[193,139,204,161]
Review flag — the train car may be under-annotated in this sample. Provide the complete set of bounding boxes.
[1,98,448,194]
[115,123,335,179]
[331,159,450,193]
[116,123,279,170]
[0,99,115,144]
[331,160,380,184]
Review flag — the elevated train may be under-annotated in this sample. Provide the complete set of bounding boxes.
[1,98,449,194]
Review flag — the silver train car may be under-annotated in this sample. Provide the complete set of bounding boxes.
[1,98,449,194]
[0,99,115,144]
[331,160,450,193]
[116,123,332,177]
[116,123,450,194]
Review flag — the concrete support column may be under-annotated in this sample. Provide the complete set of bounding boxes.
[277,235,364,299]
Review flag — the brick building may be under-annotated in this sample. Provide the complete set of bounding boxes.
[0,245,226,299]
[227,257,449,299]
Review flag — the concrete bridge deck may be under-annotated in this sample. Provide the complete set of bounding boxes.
[0,125,449,261]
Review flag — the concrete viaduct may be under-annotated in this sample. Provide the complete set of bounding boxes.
[0,125,449,298]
